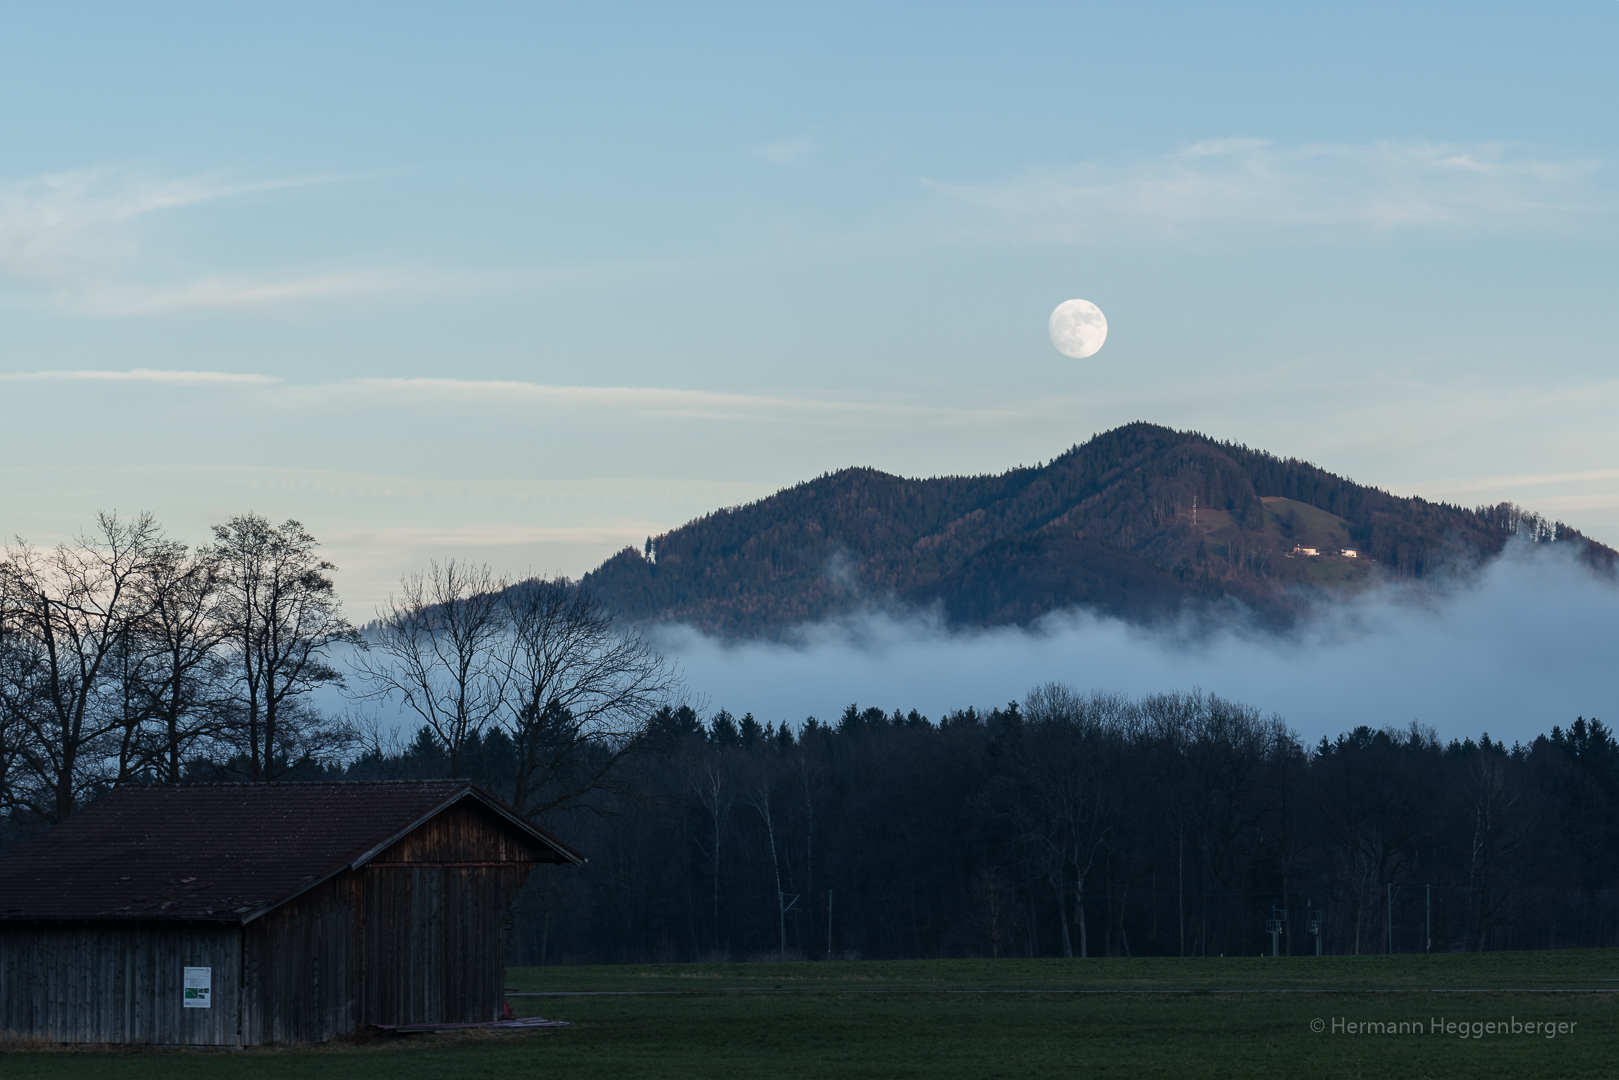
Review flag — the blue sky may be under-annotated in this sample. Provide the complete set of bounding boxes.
[3,2,1617,612]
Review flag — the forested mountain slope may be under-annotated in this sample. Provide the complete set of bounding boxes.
[582,422,1615,635]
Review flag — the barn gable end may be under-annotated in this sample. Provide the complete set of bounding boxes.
[357,801,550,1030]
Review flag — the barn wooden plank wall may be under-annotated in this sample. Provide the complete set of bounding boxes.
[241,877,360,1045]
[0,924,239,1045]
[0,795,552,1045]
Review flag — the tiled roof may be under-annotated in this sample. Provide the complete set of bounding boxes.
[0,781,582,923]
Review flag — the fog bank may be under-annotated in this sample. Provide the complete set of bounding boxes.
[652,541,1617,746]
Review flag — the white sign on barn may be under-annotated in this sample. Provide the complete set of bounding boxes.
[184,967,211,1008]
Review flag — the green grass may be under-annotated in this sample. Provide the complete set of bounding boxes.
[504,950,1619,993]
[5,954,1618,1079]
[1304,557,1362,583]
[1261,496,1354,550]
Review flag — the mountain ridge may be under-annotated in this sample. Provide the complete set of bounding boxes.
[581,422,1615,636]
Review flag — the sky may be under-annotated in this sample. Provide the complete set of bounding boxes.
[3,3,1618,735]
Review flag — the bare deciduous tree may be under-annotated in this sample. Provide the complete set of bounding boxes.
[1464,747,1533,951]
[0,514,165,820]
[971,868,1022,959]
[1005,684,1132,958]
[0,591,47,817]
[209,514,358,780]
[689,754,734,953]
[352,560,510,778]
[134,541,229,782]
[500,579,681,817]
[741,752,791,961]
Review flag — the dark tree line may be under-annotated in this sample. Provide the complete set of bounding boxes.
[479,693,1618,965]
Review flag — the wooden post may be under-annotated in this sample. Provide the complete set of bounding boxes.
[826,890,833,961]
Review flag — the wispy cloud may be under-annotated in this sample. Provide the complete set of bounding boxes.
[324,524,674,610]
[0,170,326,253]
[0,461,772,515]
[331,524,657,549]
[0,167,430,314]
[1417,468,1619,495]
[0,367,998,424]
[0,367,279,385]
[929,139,1607,243]
[290,376,989,422]
[752,135,815,167]
[0,166,753,313]
[96,268,458,315]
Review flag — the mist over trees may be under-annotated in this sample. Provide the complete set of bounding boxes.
[4,514,1619,964]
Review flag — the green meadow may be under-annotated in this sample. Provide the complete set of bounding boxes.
[5,953,1617,1079]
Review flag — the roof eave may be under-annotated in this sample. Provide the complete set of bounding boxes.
[461,784,589,867]
[197,783,587,925]
[0,913,248,925]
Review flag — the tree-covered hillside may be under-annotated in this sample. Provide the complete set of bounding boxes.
[583,422,1615,634]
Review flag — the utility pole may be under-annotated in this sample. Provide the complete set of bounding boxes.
[779,893,799,962]
[1266,903,1285,957]
[1307,900,1323,956]
[827,890,833,961]
[1426,884,1432,954]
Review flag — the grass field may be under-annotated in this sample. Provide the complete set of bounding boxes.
[5,953,1618,1079]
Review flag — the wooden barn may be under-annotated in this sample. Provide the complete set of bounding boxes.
[0,780,582,1045]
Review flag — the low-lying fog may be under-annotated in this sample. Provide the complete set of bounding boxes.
[652,540,1617,747]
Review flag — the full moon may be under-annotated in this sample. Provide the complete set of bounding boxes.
[1049,298,1108,358]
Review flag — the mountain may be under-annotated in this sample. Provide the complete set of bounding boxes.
[581,422,1616,636]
